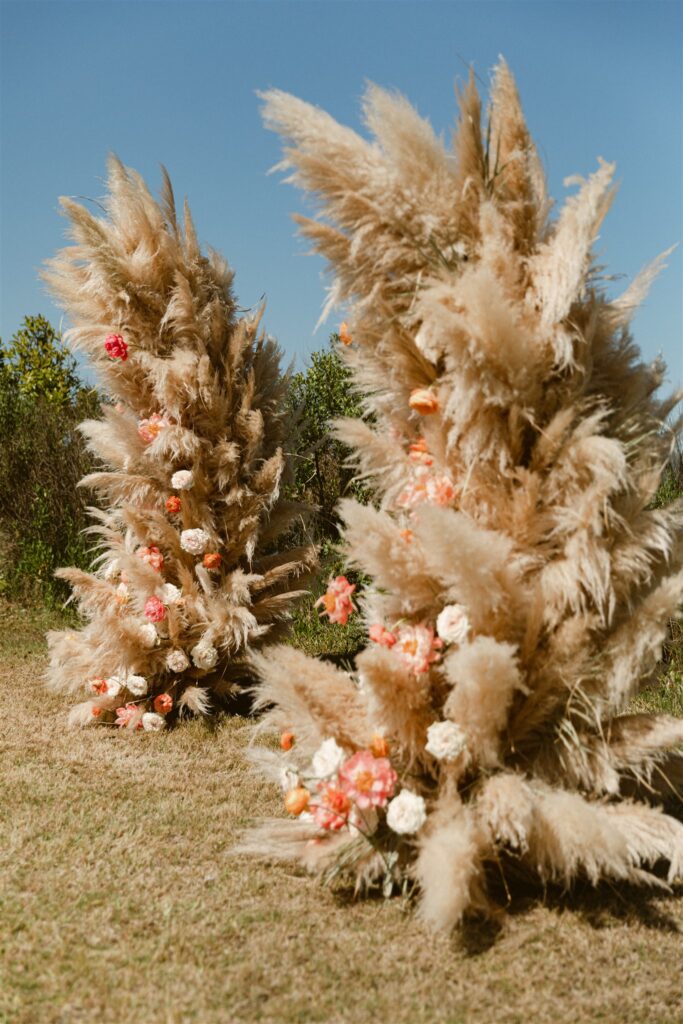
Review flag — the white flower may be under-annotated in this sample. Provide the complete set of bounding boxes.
[191,639,218,670]
[126,674,148,697]
[138,623,158,648]
[311,737,346,779]
[105,676,123,698]
[115,582,130,604]
[166,649,189,673]
[159,583,181,604]
[386,790,427,835]
[171,470,194,490]
[142,712,166,732]
[425,720,467,762]
[435,604,470,646]
[279,766,300,792]
[180,528,210,555]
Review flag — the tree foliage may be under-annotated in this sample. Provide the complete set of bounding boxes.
[287,337,367,540]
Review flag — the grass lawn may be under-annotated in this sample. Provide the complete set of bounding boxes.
[1,599,682,1024]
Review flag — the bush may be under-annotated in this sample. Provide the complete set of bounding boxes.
[0,317,100,604]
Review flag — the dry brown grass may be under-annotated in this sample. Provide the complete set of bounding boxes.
[1,599,682,1024]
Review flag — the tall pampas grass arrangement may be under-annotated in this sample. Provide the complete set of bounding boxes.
[240,61,683,928]
[44,157,316,731]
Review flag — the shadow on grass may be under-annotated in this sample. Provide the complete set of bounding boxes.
[457,863,682,956]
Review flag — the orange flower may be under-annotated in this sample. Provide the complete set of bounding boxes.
[89,677,108,695]
[284,787,310,816]
[165,495,181,515]
[280,731,295,751]
[203,552,222,570]
[371,733,389,758]
[91,705,103,718]
[409,387,440,415]
[154,693,173,715]
[408,437,433,465]
[339,322,353,346]
[399,528,414,543]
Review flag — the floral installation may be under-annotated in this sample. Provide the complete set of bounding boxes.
[44,157,318,732]
[242,61,683,930]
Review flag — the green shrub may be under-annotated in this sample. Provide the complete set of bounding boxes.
[0,317,100,605]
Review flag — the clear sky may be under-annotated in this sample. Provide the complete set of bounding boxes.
[1,0,681,387]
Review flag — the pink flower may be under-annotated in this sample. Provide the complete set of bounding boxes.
[311,783,351,831]
[144,595,166,622]
[369,623,396,648]
[397,467,456,510]
[135,545,164,572]
[314,575,357,626]
[339,750,397,810]
[104,333,128,361]
[137,413,169,444]
[115,703,142,729]
[394,623,443,675]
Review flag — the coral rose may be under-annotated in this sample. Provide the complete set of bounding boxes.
[338,750,397,810]
[137,413,169,443]
[369,623,396,648]
[394,623,443,675]
[154,693,173,715]
[312,784,351,830]
[144,595,166,622]
[203,552,222,570]
[165,495,182,515]
[136,545,164,572]
[314,575,356,626]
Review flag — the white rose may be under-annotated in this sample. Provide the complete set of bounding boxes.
[126,674,148,697]
[138,623,158,648]
[191,640,218,670]
[435,604,470,645]
[171,470,194,490]
[105,676,123,698]
[425,720,467,762]
[166,649,189,673]
[180,529,210,555]
[386,790,427,835]
[159,583,181,604]
[311,738,346,779]
[142,712,166,732]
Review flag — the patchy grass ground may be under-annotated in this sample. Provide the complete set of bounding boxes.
[1,600,682,1024]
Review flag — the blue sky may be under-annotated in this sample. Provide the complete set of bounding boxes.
[1,0,681,387]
